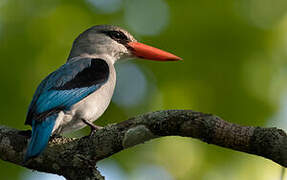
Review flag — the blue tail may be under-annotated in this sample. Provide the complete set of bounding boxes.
[24,114,57,162]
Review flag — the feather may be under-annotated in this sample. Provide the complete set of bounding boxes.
[24,113,57,162]
[24,58,109,161]
[25,58,109,125]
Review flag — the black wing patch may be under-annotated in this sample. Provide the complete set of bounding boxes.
[101,30,130,46]
[25,58,109,125]
[54,58,109,90]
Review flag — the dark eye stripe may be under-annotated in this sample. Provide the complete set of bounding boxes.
[102,30,130,45]
[109,31,127,40]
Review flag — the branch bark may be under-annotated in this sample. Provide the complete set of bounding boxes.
[1,110,287,179]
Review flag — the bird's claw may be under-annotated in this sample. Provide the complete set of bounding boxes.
[81,118,103,138]
[86,126,102,138]
[89,130,97,137]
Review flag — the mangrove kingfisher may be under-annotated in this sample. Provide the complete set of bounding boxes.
[24,25,181,161]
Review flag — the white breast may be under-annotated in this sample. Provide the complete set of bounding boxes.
[53,60,116,134]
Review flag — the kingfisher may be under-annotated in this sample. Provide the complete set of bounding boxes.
[24,25,181,161]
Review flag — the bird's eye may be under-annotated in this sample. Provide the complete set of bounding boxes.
[108,31,128,40]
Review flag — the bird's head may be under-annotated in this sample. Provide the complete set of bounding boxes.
[68,25,181,63]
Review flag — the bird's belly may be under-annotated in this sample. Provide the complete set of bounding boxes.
[53,77,116,134]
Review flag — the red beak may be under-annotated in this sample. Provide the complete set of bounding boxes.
[127,42,182,61]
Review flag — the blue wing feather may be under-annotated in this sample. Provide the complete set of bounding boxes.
[25,59,89,124]
[36,85,101,114]
[25,58,109,125]
[24,58,109,161]
[24,113,57,162]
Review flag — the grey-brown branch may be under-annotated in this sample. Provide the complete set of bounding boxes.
[1,110,287,180]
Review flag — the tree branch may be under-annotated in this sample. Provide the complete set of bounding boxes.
[1,110,287,179]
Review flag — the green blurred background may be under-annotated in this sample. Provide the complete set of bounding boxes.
[1,0,287,179]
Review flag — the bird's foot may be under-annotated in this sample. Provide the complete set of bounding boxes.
[88,124,103,137]
[88,127,101,137]
[82,119,102,137]
[89,130,96,137]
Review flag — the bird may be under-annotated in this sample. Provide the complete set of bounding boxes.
[24,25,181,161]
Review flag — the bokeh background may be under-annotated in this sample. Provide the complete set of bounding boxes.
[1,0,287,179]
